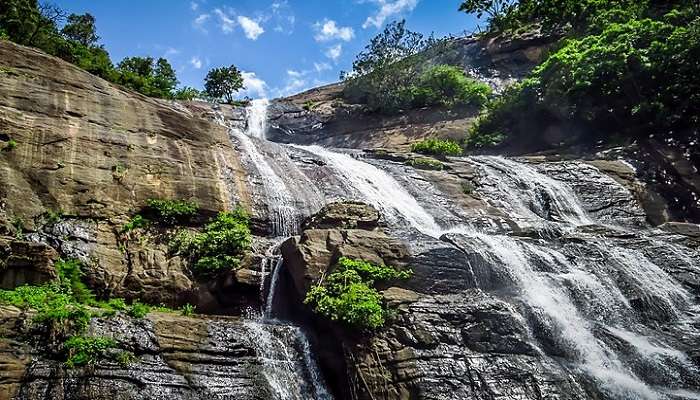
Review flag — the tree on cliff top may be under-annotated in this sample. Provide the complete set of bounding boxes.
[61,13,98,47]
[115,56,179,99]
[204,65,245,103]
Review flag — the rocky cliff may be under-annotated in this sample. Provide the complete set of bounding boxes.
[1,35,700,400]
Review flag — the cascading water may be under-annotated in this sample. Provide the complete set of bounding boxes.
[217,100,333,399]
[247,98,270,139]
[468,156,594,227]
[296,144,444,237]
[221,98,699,399]
[226,101,300,237]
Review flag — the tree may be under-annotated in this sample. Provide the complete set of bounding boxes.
[347,20,433,77]
[61,13,98,46]
[458,0,518,29]
[174,87,201,101]
[204,65,244,103]
[115,56,178,99]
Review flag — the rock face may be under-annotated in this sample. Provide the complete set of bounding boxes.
[0,309,323,400]
[0,40,270,306]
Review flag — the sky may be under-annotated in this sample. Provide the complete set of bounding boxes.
[54,1,480,99]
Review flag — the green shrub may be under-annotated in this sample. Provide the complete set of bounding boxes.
[55,259,94,304]
[170,208,251,273]
[42,209,63,226]
[304,257,412,330]
[2,139,16,151]
[145,199,199,226]
[411,138,463,156]
[180,303,195,316]
[115,351,137,367]
[121,215,150,233]
[461,181,476,195]
[407,158,445,171]
[127,301,150,319]
[410,65,492,108]
[174,86,201,101]
[466,3,700,149]
[63,335,116,368]
[0,284,92,335]
[302,100,318,111]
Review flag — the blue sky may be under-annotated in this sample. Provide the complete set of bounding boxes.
[54,1,480,99]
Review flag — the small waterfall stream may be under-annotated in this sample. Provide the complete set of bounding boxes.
[221,99,700,400]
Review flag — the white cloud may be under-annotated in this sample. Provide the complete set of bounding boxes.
[270,1,295,34]
[362,0,418,29]
[190,56,202,69]
[214,8,236,33]
[239,71,268,99]
[325,44,342,61]
[314,62,332,73]
[287,69,304,78]
[193,13,210,33]
[313,19,354,42]
[190,1,199,11]
[164,47,180,58]
[237,16,265,40]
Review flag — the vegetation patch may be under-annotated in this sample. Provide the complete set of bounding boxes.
[462,1,699,151]
[145,198,199,226]
[121,215,150,233]
[170,208,252,273]
[411,138,463,157]
[407,158,445,171]
[2,139,17,152]
[63,335,117,368]
[304,257,412,330]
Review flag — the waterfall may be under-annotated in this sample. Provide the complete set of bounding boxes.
[220,98,699,398]
[225,100,300,237]
[248,98,270,139]
[296,144,444,237]
[243,321,333,400]
[468,156,593,226]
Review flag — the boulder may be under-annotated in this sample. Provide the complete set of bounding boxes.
[302,201,380,230]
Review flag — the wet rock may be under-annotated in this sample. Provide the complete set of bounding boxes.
[660,222,700,238]
[302,201,380,230]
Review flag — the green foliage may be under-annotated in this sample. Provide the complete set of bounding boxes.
[407,158,445,171]
[41,209,62,226]
[145,198,199,226]
[411,138,463,156]
[174,86,201,101]
[60,13,98,46]
[461,181,476,195]
[0,1,179,99]
[459,0,519,31]
[63,335,116,368]
[204,65,244,103]
[170,208,251,273]
[471,5,700,148]
[0,284,92,335]
[304,257,411,330]
[55,259,94,304]
[114,57,179,99]
[302,100,317,111]
[121,215,149,233]
[3,139,17,151]
[180,303,195,316]
[127,301,150,319]
[408,65,492,109]
[115,351,137,367]
[344,20,434,78]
